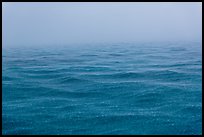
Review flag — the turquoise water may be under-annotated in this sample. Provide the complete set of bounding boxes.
[2,42,202,135]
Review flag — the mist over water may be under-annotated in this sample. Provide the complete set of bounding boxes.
[2,2,202,135]
[2,2,202,47]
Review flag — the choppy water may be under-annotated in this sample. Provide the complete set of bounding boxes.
[2,42,202,135]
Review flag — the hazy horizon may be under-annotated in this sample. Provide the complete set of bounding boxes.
[2,2,202,135]
[2,2,202,47]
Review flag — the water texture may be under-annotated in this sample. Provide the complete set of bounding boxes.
[2,42,202,135]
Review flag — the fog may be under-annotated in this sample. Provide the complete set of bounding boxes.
[2,2,202,47]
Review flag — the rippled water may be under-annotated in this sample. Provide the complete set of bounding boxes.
[2,42,202,135]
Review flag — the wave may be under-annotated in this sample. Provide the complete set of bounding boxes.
[2,43,202,135]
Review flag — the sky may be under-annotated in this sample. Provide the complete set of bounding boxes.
[2,2,202,47]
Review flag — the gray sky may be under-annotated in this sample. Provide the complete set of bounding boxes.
[2,2,202,47]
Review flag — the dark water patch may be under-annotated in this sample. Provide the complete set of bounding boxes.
[80,54,99,57]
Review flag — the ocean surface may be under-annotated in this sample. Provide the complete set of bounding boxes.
[2,42,202,135]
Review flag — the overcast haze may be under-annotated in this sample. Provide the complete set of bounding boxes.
[2,2,202,47]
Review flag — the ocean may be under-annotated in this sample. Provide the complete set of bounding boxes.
[2,42,202,135]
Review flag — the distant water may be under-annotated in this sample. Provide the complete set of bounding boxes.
[2,42,202,135]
